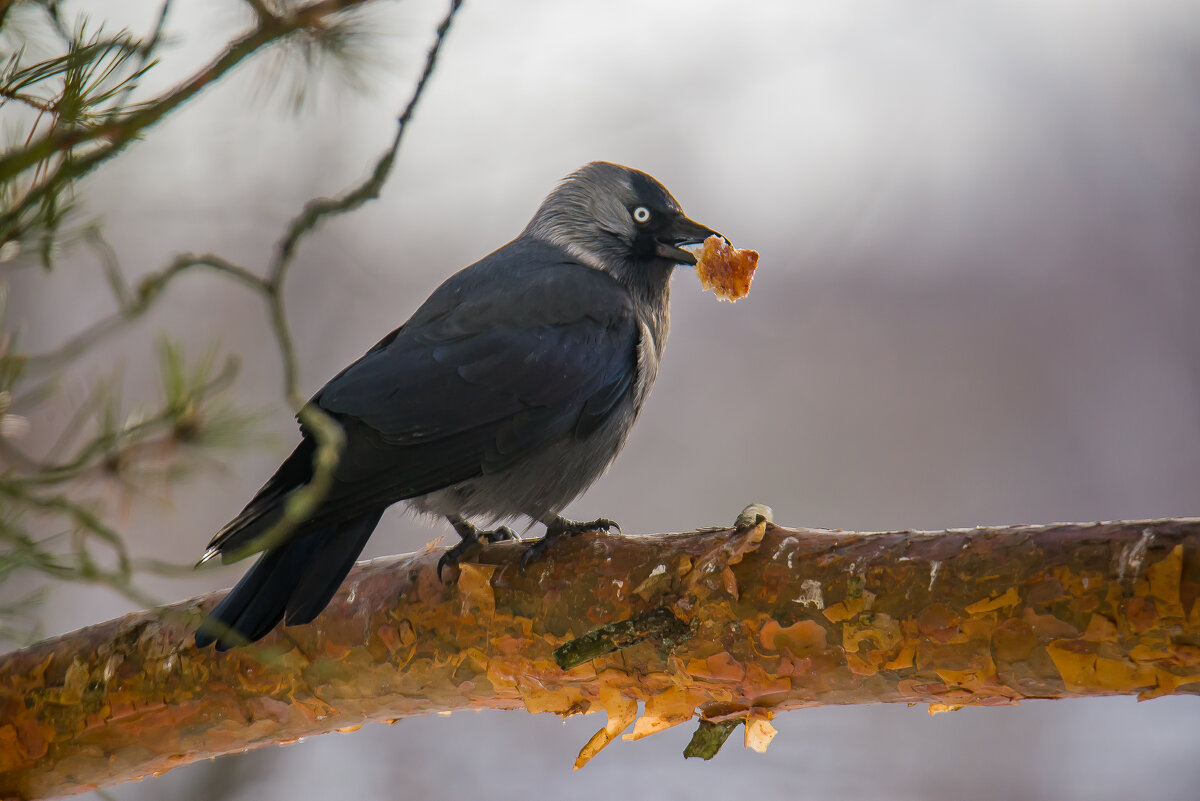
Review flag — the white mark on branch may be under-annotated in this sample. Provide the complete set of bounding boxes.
[1118,527,1154,584]
[103,653,123,682]
[928,561,941,592]
[772,536,799,565]
[794,579,824,609]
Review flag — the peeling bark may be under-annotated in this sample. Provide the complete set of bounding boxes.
[2,519,1199,798]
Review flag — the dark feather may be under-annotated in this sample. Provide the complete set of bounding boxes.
[195,510,382,650]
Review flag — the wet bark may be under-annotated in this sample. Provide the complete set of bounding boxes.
[2,518,1198,799]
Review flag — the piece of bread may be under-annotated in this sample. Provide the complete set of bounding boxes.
[695,235,758,301]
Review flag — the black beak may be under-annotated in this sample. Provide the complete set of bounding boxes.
[655,214,722,265]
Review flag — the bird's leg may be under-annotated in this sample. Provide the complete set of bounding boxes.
[519,515,620,573]
[437,517,517,582]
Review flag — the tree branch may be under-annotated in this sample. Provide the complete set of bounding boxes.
[2,517,1198,798]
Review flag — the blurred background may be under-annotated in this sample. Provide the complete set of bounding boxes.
[4,0,1200,798]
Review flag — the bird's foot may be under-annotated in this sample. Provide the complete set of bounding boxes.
[519,516,619,574]
[481,526,518,544]
[438,520,516,582]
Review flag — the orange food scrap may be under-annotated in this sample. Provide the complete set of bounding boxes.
[695,235,758,301]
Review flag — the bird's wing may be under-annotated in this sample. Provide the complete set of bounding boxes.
[206,240,641,555]
[311,264,638,512]
[315,241,640,512]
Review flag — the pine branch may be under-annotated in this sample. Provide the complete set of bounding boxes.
[2,517,1198,798]
[1,0,464,638]
[0,0,372,180]
[0,0,381,245]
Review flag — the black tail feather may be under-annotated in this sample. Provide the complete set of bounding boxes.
[202,438,316,559]
[286,509,383,626]
[195,510,383,651]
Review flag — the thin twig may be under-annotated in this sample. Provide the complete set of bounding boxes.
[22,253,267,374]
[83,228,130,308]
[14,356,238,485]
[0,482,132,575]
[0,87,55,113]
[270,0,462,282]
[265,0,464,374]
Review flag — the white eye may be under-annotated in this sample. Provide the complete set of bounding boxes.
[633,206,652,224]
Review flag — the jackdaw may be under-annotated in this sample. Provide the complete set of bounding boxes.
[195,161,721,650]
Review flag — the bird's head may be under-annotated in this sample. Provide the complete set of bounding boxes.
[524,162,720,295]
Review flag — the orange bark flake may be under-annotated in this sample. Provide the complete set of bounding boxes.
[964,587,1021,615]
[1142,544,1186,617]
[823,590,875,624]
[624,685,702,741]
[574,678,638,769]
[0,725,29,773]
[758,619,828,656]
[686,652,746,683]
[743,714,777,753]
[455,563,497,618]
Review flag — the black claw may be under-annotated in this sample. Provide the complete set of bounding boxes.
[439,521,516,582]
[547,516,619,538]
[518,541,546,574]
[519,516,619,574]
[484,526,516,544]
[437,539,479,582]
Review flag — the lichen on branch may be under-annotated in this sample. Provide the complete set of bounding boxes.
[1,518,1198,799]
